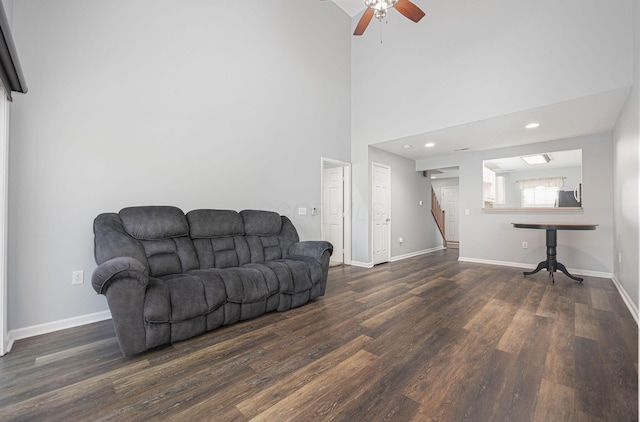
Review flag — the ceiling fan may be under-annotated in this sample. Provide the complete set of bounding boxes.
[353,0,426,36]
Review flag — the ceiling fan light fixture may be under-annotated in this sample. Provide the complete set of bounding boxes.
[353,0,425,36]
[365,0,398,11]
[365,0,398,20]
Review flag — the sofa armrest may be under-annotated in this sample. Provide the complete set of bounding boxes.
[289,241,333,262]
[92,257,149,357]
[92,257,148,295]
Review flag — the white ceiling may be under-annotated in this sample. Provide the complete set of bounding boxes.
[372,87,630,162]
[332,1,631,164]
[332,0,365,17]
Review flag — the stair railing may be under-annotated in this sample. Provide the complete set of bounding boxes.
[431,187,447,247]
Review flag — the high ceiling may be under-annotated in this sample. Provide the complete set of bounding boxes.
[373,87,630,162]
[332,0,366,17]
[332,0,632,163]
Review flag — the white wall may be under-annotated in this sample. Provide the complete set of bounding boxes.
[612,0,639,314]
[369,146,442,262]
[1,0,11,28]
[7,0,351,331]
[417,133,615,275]
[350,0,633,264]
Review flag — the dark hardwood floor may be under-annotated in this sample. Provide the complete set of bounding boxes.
[1,249,637,421]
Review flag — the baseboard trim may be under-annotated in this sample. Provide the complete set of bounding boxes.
[457,256,613,279]
[5,331,14,356]
[611,275,639,325]
[391,246,445,262]
[6,310,112,353]
[350,260,373,268]
[351,246,446,268]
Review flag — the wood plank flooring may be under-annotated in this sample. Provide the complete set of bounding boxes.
[1,249,637,421]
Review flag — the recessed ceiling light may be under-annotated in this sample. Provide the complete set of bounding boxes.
[425,143,435,148]
[403,144,412,149]
[521,154,550,165]
[525,122,540,129]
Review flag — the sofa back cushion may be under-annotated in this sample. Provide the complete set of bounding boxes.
[187,209,250,269]
[241,210,299,262]
[119,206,199,277]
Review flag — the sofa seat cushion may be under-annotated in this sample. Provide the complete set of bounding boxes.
[144,273,226,324]
[190,267,278,304]
[260,260,314,294]
[285,256,324,285]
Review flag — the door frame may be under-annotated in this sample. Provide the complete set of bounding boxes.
[441,185,460,243]
[371,162,391,265]
[320,157,351,265]
[0,87,9,355]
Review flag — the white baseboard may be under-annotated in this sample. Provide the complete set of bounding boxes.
[457,256,613,279]
[391,246,445,262]
[611,275,639,325]
[350,260,373,268]
[5,310,112,353]
[351,246,446,268]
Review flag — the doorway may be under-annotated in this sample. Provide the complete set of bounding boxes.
[441,186,460,245]
[372,162,391,265]
[321,158,351,265]
[428,166,460,249]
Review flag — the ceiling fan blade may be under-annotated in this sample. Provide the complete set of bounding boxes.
[354,8,375,36]
[395,0,426,23]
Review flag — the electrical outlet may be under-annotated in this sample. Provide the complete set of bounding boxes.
[619,252,622,263]
[522,241,528,249]
[72,270,84,285]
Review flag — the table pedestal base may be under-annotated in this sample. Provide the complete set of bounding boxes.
[522,228,583,283]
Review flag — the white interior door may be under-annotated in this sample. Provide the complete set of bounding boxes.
[441,186,459,242]
[323,166,344,263]
[372,163,390,265]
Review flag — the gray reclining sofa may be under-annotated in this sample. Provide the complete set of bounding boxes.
[92,206,333,357]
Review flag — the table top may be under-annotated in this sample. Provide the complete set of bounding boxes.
[512,223,598,231]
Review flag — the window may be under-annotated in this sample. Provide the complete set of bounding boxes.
[521,186,560,208]
[518,176,564,208]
